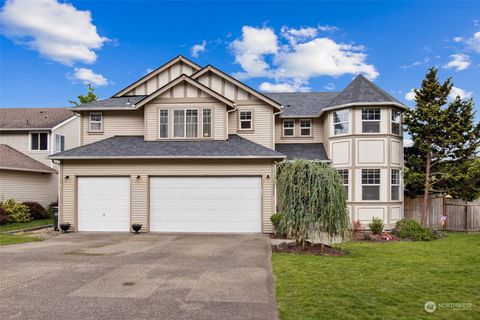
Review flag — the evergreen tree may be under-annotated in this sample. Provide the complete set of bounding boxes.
[69,84,98,106]
[404,68,480,224]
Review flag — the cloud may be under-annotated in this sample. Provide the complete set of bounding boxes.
[453,36,464,43]
[230,26,278,79]
[259,80,310,93]
[467,31,480,53]
[68,68,108,86]
[0,0,108,66]
[443,54,471,71]
[405,89,416,101]
[449,86,473,100]
[318,25,339,32]
[191,40,206,58]
[403,137,413,148]
[324,83,335,90]
[230,25,378,90]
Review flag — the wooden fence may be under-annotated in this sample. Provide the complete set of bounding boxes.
[404,196,480,232]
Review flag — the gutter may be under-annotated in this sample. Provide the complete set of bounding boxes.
[47,155,286,160]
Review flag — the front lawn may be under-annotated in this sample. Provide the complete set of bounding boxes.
[0,233,43,245]
[0,218,53,232]
[273,233,480,320]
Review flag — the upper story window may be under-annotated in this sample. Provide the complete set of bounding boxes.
[55,134,65,152]
[337,169,349,199]
[283,119,295,136]
[203,109,212,138]
[391,169,400,201]
[391,110,402,135]
[362,108,381,133]
[30,132,48,151]
[362,168,380,200]
[159,109,169,138]
[300,119,312,136]
[239,111,253,130]
[173,109,199,138]
[333,109,349,135]
[89,112,103,132]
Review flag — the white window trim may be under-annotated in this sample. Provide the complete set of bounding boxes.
[391,168,401,201]
[332,109,350,136]
[54,133,65,153]
[283,119,295,137]
[202,108,213,138]
[29,131,49,152]
[238,110,254,131]
[158,109,169,139]
[391,110,402,136]
[173,108,200,139]
[337,169,349,200]
[299,119,312,137]
[361,168,381,201]
[361,107,381,133]
[89,112,103,132]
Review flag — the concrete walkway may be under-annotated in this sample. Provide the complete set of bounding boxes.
[0,233,278,320]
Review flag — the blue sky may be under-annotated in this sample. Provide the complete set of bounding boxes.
[0,0,479,119]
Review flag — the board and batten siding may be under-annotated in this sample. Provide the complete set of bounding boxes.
[81,110,144,145]
[60,159,275,233]
[124,61,196,96]
[0,170,57,206]
[274,118,324,144]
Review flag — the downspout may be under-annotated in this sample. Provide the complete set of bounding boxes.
[226,103,237,140]
[272,106,283,215]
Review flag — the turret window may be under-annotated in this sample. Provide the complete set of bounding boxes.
[362,169,381,200]
[362,108,381,133]
[333,109,349,135]
[392,110,402,135]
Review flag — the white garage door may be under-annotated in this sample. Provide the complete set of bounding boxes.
[150,177,262,233]
[77,177,130,232]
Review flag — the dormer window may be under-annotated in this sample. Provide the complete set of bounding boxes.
[391,110,402,135]
[89,112,103,132]
[362,108,381,133]
[333,109,349,135]
[283,119,294,136]
[239,111,253,130]
[300,119,311,136]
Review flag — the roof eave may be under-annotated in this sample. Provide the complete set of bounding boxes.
[319,101,408,117]
[48,155,286,160]
[0,128,52,131]
[0,166,56,174]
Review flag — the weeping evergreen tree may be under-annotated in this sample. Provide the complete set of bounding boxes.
[276,160,350,245]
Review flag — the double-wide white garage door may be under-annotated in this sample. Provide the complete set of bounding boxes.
[77,176,262,233]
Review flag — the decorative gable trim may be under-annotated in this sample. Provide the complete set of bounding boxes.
[113,55,202,97]
[191,65,283,112]
[133,75,236,109]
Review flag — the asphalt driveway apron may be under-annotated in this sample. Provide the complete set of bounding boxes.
[0,233,278,320]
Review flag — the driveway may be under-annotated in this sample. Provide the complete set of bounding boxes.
[0,233,278,320]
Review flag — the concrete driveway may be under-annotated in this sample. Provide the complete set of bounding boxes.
[0,233,278,320]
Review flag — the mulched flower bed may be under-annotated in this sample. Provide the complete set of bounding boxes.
[272,241,345,256]
[351,232,404,242]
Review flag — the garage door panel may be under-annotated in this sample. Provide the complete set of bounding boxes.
[77,177,130,232]
[150,177,261,233]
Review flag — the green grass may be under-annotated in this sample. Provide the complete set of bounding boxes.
[273,233,480,320]
[0,233,43,245]
[0,218,53,232]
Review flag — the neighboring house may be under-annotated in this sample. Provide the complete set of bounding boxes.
[0,108,80,206]
[49,56,406,233]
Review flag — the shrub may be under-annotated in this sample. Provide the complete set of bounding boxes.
[0,199,31,223]
[369,217,384,235]
[0,207,9,225]
[393,219,439,241]
[22,202,47,220]
[352,220,362,234]
[270,212,286,237]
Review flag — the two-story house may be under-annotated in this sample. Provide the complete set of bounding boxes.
[50,56,406,233]
[0,108,80,206]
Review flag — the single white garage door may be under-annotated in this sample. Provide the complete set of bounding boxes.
[77,177,130,232]
[150,177,262,233]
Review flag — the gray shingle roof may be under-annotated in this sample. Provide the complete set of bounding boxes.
[265,92,338,117]
[70,96,146,111]
[326,75,402,107]
[0,144,56,173]
[49,135,286,159]
[0,108,75,130]
[275,143,329,161]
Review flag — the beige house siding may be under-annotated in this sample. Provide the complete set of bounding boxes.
[81,110,144,145]
[59,159,275,233]
[52,116,80,151]
[274,118,324,144]
[228,104,274,149]
[196,72,251,101]
[0,131,51,166]
[124,61,197,96]
[0,170,57,206]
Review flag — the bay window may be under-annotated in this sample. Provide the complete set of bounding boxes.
[333,109,349,135]
[391,169,400,201]
[337,169,349,199]
[391,110,402,135]
[362,169,381,200]
[362,108,381,133]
